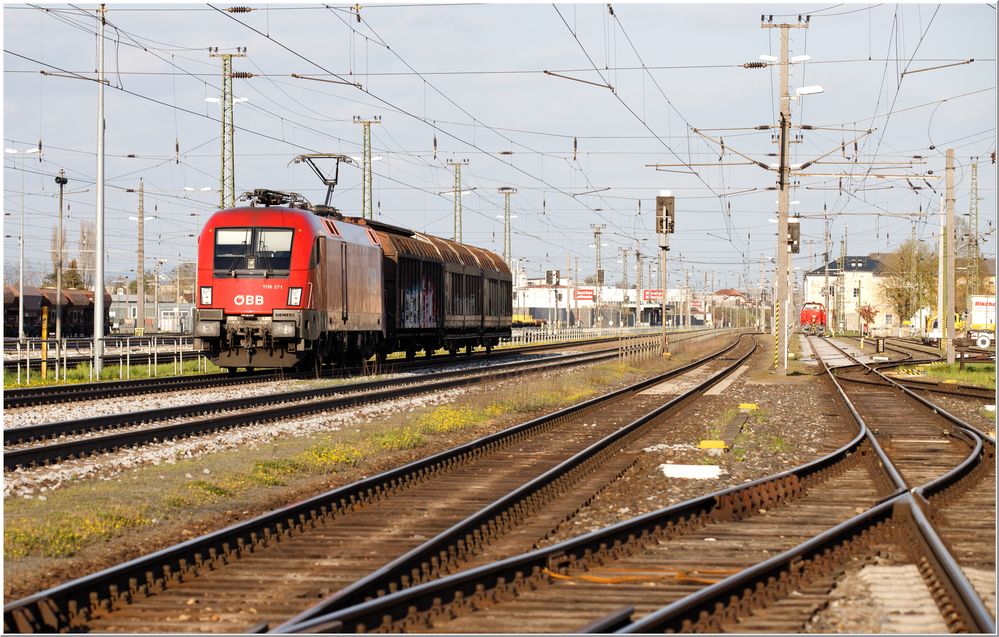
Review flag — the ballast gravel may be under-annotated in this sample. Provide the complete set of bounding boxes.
[2,354,562,429]
[4,387,468,499]
[541,336,855,545]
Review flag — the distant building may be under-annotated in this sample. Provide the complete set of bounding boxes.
[803,255,892,332]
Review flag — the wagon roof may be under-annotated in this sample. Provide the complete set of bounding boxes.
[347,218,510,274]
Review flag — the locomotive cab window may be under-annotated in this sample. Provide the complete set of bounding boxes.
[214,227,294,276]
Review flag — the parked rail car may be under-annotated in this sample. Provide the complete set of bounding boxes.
[351,217,512,358]
[193,205,512,371]
[3,285,110,338]
[799,302,827,335]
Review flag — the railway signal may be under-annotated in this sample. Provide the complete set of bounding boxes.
[788,217,801,254]
[655,195,675,234]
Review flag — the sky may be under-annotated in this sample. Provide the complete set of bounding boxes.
[2,1,996,295]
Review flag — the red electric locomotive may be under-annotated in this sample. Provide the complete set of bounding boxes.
[799,302,827,335]
[194,189,512,372]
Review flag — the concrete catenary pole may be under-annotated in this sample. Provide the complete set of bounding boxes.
[635,243,643,326]
[137,179,145,334]
[945,149,956,364]
[763,19,806,374]
[937,194,945,351]
[93,3,107,374]
[591,224,605,328]
[55,170,68,342]
[620,247,629,327]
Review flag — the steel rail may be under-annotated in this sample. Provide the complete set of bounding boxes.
[617,337,993,633]
[822,337,996,502]
[3,349,623,471]
[275,396,873,633]
[278,335,995,634]
[274,338,759,631]
[3,349,620,447]
[2,333,744,634]
[3,333,686,408]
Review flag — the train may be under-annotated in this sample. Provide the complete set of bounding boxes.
[3,285,111,338]
[193,190,513,372]
[799,302,827,335]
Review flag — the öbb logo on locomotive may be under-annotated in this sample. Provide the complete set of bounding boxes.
[193,188,513,373]
[233,294,266,306]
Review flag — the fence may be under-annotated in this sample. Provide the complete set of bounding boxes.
[504,325,681,348]
[5,326,745,386]
[4,335,205,384]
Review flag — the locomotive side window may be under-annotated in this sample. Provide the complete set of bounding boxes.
[310,236,323,267]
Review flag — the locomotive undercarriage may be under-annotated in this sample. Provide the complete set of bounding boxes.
[195,308,386,371]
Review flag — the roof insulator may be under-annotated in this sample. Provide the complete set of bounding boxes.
[227,6,253,12]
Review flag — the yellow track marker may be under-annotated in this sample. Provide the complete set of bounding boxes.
[698,440,727,449]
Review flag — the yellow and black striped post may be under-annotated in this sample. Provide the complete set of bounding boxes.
[773,300,780,369]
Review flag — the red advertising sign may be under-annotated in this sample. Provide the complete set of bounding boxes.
[574,288,595,301]
[643,289,664,301]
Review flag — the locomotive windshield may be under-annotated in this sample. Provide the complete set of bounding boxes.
[214,227,294,276]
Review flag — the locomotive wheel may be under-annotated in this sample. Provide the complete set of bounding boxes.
[225,367,238,375]
[375,350,387,365]
[466,344,474,356]
[405,349,416,360]
[448,346,458,357]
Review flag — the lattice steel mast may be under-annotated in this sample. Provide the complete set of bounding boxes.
[209,47,246,209]
[447,159,469,242]
[354,116,381,219]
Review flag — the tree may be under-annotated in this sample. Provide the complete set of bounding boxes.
[41,226,69,288]
[62,259,84,289]
[877,239,936,324]
[858,304,879,330]
[78,220,96,288]
[49,226,66,281]
[7,260,44,289]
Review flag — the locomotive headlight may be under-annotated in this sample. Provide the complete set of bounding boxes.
[200,286,213,305]
[288,287,303,306]
[272,321,296,338]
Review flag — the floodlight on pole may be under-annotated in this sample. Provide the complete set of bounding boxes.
[795,85,824,96]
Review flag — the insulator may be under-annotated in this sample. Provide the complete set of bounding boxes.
[231,72,254,79]
[227,6,252,12]
[742,61,767,69]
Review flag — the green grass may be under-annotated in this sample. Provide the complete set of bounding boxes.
[5,505,152,559]
[918,362,995,390]
[4,357,220,389]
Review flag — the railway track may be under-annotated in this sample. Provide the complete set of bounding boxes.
[4,334,671,409]
[269,335,994,634]
[829,336,994,401]
[3,347,624,470]
[4,333,753,633]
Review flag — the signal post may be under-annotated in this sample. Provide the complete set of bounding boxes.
[656,193,675,356]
